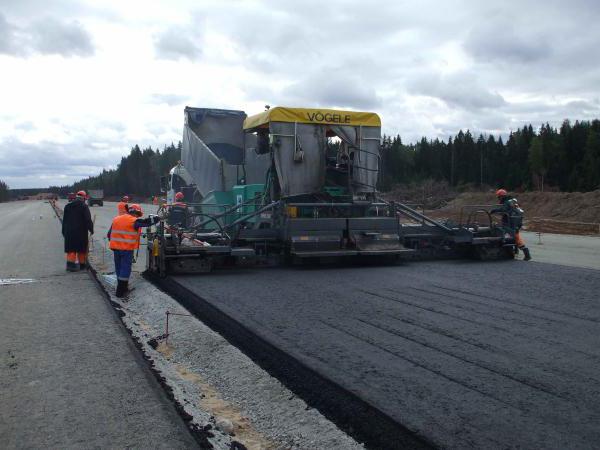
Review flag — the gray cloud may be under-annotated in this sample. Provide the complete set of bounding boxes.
[0,138,117,187]
[408,72,507,110]
[31,16,94,56]
[283,72,381,110]
[0,13,94,57]
[0,13,26,55]
[464,24,552,65]
[154,27,202,61]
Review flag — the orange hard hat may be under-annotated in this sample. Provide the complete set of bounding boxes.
[175,192,184,201]
[122,195,130,202]
[128,203,143,216]
[495,189,508,197]
[76,190,87,197]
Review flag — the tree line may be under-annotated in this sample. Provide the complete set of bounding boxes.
[380,119,600,192]
[51,142,182,198]
[54,118,600,197]
[0,180,9,202]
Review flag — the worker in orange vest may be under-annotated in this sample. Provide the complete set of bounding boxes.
[107,203,159,297]
[117,195,130,215]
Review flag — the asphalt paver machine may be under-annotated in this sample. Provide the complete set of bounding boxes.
[146,107,516,275]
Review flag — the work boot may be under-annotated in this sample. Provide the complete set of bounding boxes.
[66,261,79,272]
[115,280,127,298]
[522,247,532,261]
[79,262,88,270]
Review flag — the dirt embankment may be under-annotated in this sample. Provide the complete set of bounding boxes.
[433,190,600,235]
[383,183,600,235]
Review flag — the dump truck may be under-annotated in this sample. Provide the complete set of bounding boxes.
[87,189,104,207]
[147,106,517,275]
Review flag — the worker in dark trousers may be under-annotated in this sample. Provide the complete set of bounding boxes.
[107,203,159,297]
[491,188,531,260]
[117,195,130,216]
[167,191,189,227]
[62,190,94,271]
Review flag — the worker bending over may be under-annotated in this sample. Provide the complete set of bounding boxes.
[107,203,159,297]
[62,190,94,271]
[117,195,130,215]
[491,189,531,261]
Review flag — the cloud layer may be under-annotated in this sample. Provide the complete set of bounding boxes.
[1,0,600,187]
[0,13,94,57]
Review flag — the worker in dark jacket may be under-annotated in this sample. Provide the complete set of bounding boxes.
[491,188,531,260]
[107,203,159,297]
[62,190,94,271]
[167,191,189,227]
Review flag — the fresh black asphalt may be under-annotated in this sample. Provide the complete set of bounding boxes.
[173,258,600,449]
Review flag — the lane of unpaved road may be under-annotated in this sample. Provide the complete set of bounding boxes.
[89,201,600,448]
[0,201,197,449]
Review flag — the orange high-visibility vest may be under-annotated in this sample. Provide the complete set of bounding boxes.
[109,214,141,250]
[117,202,128,215]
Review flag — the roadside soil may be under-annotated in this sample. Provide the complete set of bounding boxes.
[385,186,600,235]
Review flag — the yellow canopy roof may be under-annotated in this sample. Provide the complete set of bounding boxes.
[243,106,381,130]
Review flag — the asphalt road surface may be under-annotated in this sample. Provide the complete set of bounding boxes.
[0,201,196,449]
[173,253,600,448]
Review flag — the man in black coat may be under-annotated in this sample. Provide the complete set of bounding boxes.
[62,190,94,271]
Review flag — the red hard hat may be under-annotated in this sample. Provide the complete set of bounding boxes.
[175,192,184,201]
[495,189,508,197]
[128,203,143,215]
[122,195,130,202]
[77,190,87,197]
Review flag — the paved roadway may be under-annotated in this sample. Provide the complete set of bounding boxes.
[0,201,196,449]
[91,201,600,449]
[174,259,600,449]
[521,230,600,270]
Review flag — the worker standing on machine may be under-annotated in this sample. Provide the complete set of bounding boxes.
[167,191,188,227]
[117,195,130,215]
[62,190,94,271]
[491,189,531,261]
[107,203,159,297]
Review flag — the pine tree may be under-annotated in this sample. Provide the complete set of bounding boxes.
[580,130,600,191]
[0,180,9,202]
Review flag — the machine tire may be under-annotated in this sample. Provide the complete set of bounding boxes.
[504,246,516,259]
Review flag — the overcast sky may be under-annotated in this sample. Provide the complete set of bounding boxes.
[1,0,599,188]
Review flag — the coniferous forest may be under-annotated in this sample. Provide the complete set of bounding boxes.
[380,119,600,192]
[40,118,600,198]
[49,142,182,198]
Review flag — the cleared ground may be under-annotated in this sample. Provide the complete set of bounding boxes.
[0,201,196,449]
[91,200,600,449]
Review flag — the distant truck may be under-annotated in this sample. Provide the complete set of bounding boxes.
[87,189,104,207]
